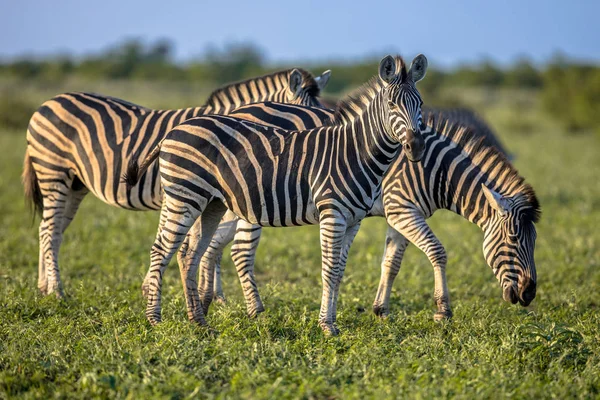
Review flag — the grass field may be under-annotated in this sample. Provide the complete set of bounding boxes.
[0,87,599,399]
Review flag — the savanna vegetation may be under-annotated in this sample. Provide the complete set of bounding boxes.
[0,40,599,398]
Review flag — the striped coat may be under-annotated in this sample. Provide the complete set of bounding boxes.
[126,54,429,334]
[195,107,538,321]
[200,102,512,318]
[23,68,330,298]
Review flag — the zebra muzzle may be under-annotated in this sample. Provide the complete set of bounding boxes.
[403,129,425,162]
[518,277,536,306]
[503,285,519,304]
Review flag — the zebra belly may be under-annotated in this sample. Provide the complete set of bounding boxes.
[227,196,320,227]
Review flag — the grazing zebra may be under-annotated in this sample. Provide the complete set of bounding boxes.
[125,54,429,334]
[22,67,331,298]
[197,103,511,319]
[371,115,540,318]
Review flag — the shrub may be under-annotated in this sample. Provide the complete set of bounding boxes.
[541,60,600,134]
[0,95,36,131]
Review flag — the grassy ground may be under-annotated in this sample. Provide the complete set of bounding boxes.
[0,89,599,399]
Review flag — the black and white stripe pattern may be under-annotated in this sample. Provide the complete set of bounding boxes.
[201,110,539,321]
[22,68,330,298]
[192,104,511,316]
[371,115,540,318]
[126,54,428,334]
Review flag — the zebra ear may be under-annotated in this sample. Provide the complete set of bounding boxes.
[315,70,331,91]
[289,69,304,96]
[409,54,428,83]
[481,184,509,216]
[379,55,397,84]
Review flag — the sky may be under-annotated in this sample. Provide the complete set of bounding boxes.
[1,0,598,67]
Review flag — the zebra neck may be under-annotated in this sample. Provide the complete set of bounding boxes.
[453,183,493,229]
[348,95,400,178]
[438,152,496,230]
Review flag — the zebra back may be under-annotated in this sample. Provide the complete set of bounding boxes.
[204,68,328,114]
[25,68,329,212]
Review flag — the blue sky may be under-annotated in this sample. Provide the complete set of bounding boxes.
[1,0,598,67]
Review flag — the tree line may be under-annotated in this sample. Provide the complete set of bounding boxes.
[1,39,598,134]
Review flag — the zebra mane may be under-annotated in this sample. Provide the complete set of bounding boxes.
[329,56,408,125]
[204,68,320,108]
[430,114,541,223]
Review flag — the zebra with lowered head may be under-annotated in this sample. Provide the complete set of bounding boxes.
[125,54,429,335]
[371,115,540,318]
[22,67,331,298]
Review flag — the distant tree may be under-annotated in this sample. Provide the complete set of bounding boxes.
[542,55,600,134]
[505,57,543,88]
[477,60,505,86]
[201,43,266,84]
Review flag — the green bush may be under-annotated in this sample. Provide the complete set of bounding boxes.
[0,95,36,131]
[541,60,600,134]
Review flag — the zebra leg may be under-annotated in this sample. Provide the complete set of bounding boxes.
[390,214,452,321]
[61,184,89,234]
[37,177,87,296]
[372,224,409,317]
[38,179,72,298]
[145,197,202,326]
[317,211,347,336]
[179,201,227,322]
[212,251,225,303]
[209,211,239,304]
[187,209,235,315]
[38,247,46,295]
[330,223,361,320]
[142,198,169,299]
[231,220,264,318]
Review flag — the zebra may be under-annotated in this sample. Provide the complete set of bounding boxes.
[196,102,511,318]
[197,110,539,321]
[371,115,540,318]
[124,54,429,335]
[22,67,331,298]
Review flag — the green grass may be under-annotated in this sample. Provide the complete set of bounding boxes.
[1,90,599,399]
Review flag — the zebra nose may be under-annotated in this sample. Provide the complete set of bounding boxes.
[403,129,424,162]
[519,277,536,306]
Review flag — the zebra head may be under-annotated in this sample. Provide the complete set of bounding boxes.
[288,69,331,107]
[481,184,541,307]
[379,54,427,162]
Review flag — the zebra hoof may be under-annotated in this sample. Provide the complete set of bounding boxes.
[247,304,265,319]
[214,295,227,305]
[320,322,340,336]
[200,299,213,317]
[189,315,208,327]
[372,304,389,318]
[47,286,65,299]
[146,314,162,326]
[433,311,453,322]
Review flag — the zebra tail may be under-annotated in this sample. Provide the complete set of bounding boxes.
[122,139,164,190]
[22,147,43,220]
